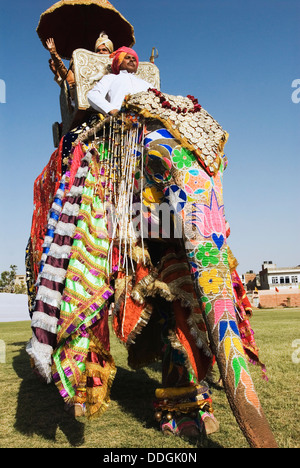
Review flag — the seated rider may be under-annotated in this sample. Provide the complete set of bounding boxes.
[87,47,151,116]
[47,31,114,93]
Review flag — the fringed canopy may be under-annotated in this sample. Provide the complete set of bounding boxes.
[37,0,135,59]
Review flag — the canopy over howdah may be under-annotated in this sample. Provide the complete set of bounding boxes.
[37,0,136,60]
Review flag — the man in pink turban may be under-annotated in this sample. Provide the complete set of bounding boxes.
[88,47,151,116]
[110,46,139,74]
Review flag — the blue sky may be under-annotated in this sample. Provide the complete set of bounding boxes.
[0,0,299,277]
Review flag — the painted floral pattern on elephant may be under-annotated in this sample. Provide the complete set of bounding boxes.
[184,189,226,252]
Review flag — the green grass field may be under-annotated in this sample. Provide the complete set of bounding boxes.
[0,309,299,448]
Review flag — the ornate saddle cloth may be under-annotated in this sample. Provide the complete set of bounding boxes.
[125,89,228,176]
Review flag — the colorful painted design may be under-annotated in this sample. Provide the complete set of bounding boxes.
[164,185,187,213]
[211,298,262,412]
[195,242,220,267]
[214,298,234,322]
[172,147,196,169]
[199,269,224,295]
[144,128,174,146]
[145,149,172,184]
[142,185,164,209]
[185,190,226,248]
[184,169,207,197]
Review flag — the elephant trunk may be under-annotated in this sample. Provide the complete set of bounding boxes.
[202,301,278,448]
[143,126,278,448]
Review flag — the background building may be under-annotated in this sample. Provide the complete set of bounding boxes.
[241,261,300,309]
[259,261,300,290]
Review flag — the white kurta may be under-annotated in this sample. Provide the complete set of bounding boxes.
[87,70,151,115]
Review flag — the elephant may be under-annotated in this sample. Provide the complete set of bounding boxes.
[26,91,278,448]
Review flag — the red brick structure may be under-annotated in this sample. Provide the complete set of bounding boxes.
[256,290,300,308]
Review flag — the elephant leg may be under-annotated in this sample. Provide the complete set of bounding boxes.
[144,128,277,448]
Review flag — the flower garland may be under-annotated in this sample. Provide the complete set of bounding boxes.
[148,88,202,114]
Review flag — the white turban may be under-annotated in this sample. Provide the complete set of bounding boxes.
[95,32,114,54]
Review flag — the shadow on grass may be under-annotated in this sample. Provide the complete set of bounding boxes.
[12,343,222,448]
[111,365,160,427]
[13,343,85,447]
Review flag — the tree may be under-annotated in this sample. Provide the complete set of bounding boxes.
[14,281,27,295]
[0,265,17,293]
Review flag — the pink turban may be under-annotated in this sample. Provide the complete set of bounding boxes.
[110,47,139,74]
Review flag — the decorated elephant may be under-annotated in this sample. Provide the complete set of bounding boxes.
[26,88,277,448]
[24,0,279,451]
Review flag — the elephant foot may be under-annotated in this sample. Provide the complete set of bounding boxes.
[64,402,86,418]
[159,410,219,442]
[198,410,220,435]
[160,414,200,442]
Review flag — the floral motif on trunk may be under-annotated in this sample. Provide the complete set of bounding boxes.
[184,189,226,251]
[195,242,220,267]
[199,269,223,295]
[213,299,262,413]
